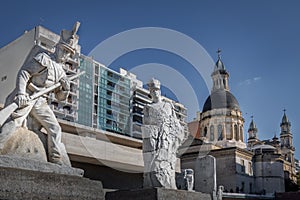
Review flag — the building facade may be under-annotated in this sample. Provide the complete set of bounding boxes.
[190,50,246,149]
[78,56,131,135]
[247,114,297,190]
[183,51,295,195]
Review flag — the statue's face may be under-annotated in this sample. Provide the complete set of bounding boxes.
[55,45,71,63]
[150,88,161,102]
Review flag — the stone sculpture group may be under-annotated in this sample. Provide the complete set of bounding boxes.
[0,21,220,199]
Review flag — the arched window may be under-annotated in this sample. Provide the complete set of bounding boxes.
[218,124,223,141]
[240,126,243,141]
[285,138,290,147]
[226,124,232,139]
[210,125,214,141]
[204,127,208,137]
[234,124,238,140]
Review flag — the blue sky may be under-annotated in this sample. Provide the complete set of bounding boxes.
[1,0,300,158]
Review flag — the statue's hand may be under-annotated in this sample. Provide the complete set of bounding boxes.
[15,94,29,107]
[60,77,70,91]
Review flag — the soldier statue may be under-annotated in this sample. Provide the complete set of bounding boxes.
[0,22,80,165]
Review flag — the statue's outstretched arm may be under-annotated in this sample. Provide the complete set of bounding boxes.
[15,69,31,107]
[16,70,31,96]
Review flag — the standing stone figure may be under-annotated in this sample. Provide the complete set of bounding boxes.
[142,78,186,189]
[0,22,80,166]
[184,169,194,191]
[176,169,194,191]
[217,185,224,200]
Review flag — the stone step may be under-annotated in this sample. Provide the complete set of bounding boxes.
[0,166,104,200]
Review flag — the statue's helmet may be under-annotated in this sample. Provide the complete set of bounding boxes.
[57,21,80,55]
[147,78,161,90]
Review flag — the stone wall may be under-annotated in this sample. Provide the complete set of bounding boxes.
[72,161,143,190]
[275,191,300,200]
[253,157,285,194]
[194,155,216,194]
[106,188,212,200]
[0,161,104,200]
[0,28,36,104]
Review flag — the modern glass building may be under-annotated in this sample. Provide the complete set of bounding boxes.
[77,55,94,127]
[78,55,131,135]
[77,59,188,139]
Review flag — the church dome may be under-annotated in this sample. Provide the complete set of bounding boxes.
[202,90,240,112]
[252,144,277,154]
[252,144,276,150]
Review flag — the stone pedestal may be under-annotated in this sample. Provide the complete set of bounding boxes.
[195,155,216,196]
[106,188,212,200]
[0,155,104,200]
[0,127,71,166]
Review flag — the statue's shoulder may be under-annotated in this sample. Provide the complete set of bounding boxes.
[20,52,52,75]
[162,98,174,109]
[33,52,53,68]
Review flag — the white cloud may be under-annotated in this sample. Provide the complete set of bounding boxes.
[253,77,262,81]
[239,76,262,86]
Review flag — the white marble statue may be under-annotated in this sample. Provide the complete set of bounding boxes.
[176,169,194,191]
[217,185,224,200]
[142,78,186,189]
[0,22,80,165]
[184,169,194,191]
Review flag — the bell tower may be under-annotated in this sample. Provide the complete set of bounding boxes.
[211,49,229,92]
[199,49,246,149]
[247,116,259,149]
[280,110,295,163]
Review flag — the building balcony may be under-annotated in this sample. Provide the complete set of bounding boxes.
[132,120,143,126]
[132,103,145,109]
[133,94,151,104]
[132,112,143,118]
